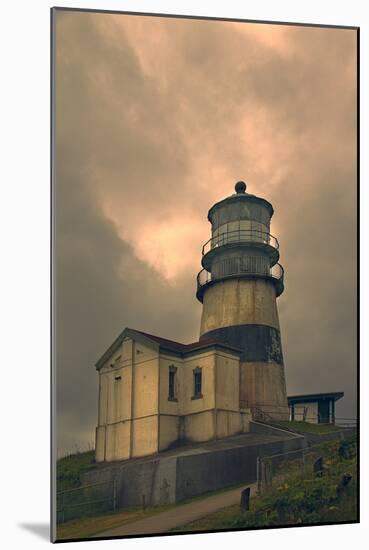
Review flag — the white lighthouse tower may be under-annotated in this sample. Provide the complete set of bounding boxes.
[197,181,289,420]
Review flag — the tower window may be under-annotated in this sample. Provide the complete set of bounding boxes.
[168,365,177,401]
[192,367,203,399]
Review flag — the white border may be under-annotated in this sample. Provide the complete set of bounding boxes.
[1,1,367,548]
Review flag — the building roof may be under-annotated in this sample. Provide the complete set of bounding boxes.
[287,392,344,405]
[95,327,243,370]
[207,191,274,222]
[137,330,243,355]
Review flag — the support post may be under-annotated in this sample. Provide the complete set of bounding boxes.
[240,487,251,512]
[313,456,324,477]
[332,399,336,425]
[256,456,261,493]
[113,479,117,512]
[264,461,272,488]
[301,449,306,477]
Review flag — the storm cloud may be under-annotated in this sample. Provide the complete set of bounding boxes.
[53,10,357,455]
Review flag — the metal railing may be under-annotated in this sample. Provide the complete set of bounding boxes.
[197,262,284,291]
[57,479,117,524]
[202,229,279,256]
[251,406,287,423]
[256,445,322,493]
[250,406,357,427]
[256,435,357,494]
[333,419,358,428]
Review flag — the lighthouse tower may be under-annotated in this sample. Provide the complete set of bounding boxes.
[197,181,288,420]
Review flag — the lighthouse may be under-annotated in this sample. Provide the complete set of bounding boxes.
[94,181,290,463]
[197,181,288,420]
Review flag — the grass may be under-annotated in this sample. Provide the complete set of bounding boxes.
[56,479,249,540]
[57,450,96,492]
[56,504,173,540]
[174,437,357,532]
[56,436,357,539]
[275,421,342,433]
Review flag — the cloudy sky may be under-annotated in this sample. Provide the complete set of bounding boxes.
[54,9,357,456]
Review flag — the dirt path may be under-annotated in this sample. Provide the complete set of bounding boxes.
[96,483,257,538]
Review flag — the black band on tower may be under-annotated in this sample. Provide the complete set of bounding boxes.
[200,324,284,365]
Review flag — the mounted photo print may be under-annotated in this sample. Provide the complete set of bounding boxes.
[51,7,359,543]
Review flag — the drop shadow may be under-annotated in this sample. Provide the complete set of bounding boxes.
[18,523,49,541]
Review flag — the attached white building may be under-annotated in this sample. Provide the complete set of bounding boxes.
[95,328,252,462]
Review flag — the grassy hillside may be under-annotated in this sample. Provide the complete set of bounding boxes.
[274,421,342,433]
[175,436,357,531]
[57,450,96,492]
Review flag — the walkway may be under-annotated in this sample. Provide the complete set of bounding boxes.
[96,483,257,537]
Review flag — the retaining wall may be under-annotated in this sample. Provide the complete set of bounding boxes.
[82,433,304,507]
[81,427,356,510]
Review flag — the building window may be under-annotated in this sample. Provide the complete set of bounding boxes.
[192,367,203,399]
[168,365,177,401]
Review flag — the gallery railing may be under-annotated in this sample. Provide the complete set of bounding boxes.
[197,262,284,291]
[202,229,279,256]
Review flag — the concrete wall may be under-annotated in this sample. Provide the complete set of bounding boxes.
[82,456,179,509]
[159,350,217,415]
[103,421,131,462]
[96,337,161,462]
[216,352,239,411]
[175,436,303,501]
[183,410,215,443]
[86,428,356,509]
[200,278,280,336]
[158,351,218,448]
[95,426,105,462]
[213,352,251,438]
[215,410,239,438]
[240,410,252,431]
[132,357,159,419]
[85,433,304,508]
[96,339,251,461]
[132,416,159,458]
[159,356,181,416]
[158,415,179,451]
[181,352,216,415]
[96,339,130,461]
